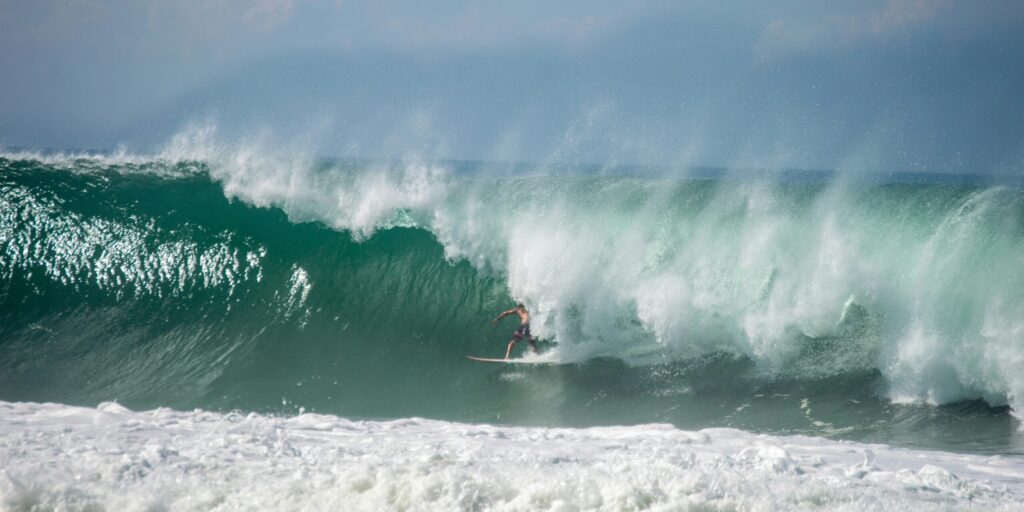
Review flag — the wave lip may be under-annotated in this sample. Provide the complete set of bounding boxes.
[1,400,1022,511]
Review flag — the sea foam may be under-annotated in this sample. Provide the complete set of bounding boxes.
[0,401,1021,511]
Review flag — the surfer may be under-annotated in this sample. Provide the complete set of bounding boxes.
[492,303,536,360]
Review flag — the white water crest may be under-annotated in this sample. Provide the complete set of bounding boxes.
[1,401,1022,511]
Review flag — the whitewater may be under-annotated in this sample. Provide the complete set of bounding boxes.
[3,400,1023,511]
[2,129,1024,509]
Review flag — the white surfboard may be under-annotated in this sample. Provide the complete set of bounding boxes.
[466,355,556,364]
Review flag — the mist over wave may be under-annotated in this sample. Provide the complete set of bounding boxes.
[1,128,1022,451]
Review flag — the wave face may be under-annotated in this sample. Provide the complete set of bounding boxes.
[1,147,1022,453]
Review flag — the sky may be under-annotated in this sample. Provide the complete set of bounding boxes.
[1,0,1023,174]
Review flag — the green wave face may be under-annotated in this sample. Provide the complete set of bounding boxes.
[1,154,1022,454]
[0,158,510,417]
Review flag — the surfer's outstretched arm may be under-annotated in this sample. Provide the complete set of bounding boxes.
[492,309,517,324]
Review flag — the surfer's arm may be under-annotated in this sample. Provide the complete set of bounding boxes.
[492,309,516,324]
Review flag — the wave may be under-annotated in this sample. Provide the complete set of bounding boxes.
[1,135,1023,438]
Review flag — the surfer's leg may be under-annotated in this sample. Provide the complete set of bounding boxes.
[528,337,537,353]
[507,326,525,359]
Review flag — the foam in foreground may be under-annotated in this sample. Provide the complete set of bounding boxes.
[1,401,1022,511]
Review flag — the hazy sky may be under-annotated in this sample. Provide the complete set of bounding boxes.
[2,0,1023,173]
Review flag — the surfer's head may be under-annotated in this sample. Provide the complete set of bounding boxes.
[516,302,525,309]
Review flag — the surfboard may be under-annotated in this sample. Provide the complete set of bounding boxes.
[466,355,555,364]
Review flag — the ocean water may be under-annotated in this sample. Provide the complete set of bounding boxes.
[1,139,1023,509]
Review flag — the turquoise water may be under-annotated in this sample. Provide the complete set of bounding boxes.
[0,152,1021,455]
